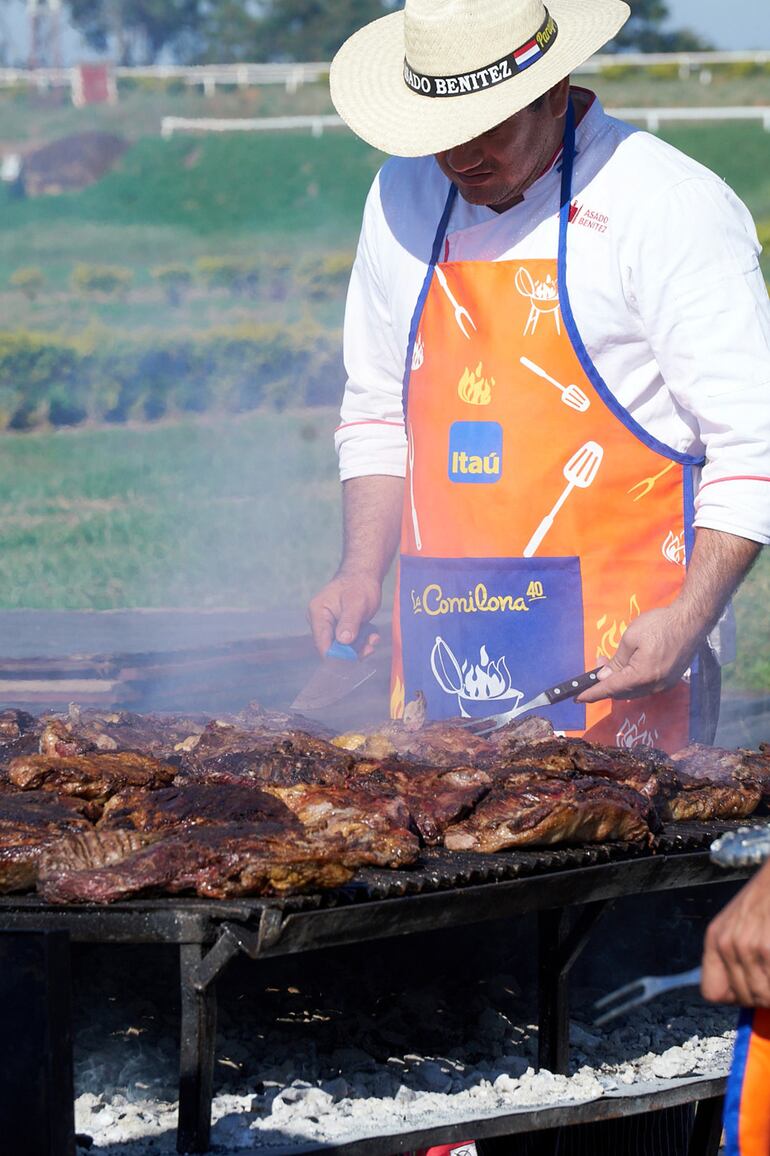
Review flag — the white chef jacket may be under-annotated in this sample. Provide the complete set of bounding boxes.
[336,91,770,550]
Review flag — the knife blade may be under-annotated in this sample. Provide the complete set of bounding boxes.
[510,667,604,718]
[291,629,378,712]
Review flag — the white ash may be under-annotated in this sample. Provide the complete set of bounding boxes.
[71,948,737,1154]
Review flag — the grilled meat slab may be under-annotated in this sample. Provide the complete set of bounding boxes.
[268,785,420,868]
[99,782,302,835]
[177,723,358,786]
[0,788,93,892]
[668,743,762,820]
[444,776,653,852]
[350,760,491,844]
[39,821,354,904]
[8,751,176,812]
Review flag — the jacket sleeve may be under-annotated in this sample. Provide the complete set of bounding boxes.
[334,173,409,482]
[627,174,770,545]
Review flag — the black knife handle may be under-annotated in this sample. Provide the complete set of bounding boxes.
[545,667,604,704]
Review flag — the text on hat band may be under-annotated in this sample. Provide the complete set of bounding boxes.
[403,10,558,98]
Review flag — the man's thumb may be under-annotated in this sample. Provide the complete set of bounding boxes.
[336,609,364,646]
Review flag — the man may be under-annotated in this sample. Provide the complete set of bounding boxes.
[309,6,770,1150]
[310,0,769,753]
[702,857,770,1155]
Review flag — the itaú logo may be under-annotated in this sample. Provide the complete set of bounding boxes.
[448,421,502,484]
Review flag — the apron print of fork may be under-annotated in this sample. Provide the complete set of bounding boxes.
[523,441,604,557]
[520,356,590,413]
[434,266,477,339]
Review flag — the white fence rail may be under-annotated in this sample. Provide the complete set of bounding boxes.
[0,50,768,93]
[160,114,342,138]
[160,106,770,139]
[611,105,770,130]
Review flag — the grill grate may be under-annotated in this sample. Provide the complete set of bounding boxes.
[332,818,751,905]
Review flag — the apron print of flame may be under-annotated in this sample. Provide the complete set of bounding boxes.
[458,362,494,405]
[662,530,686,565]
[431,637,523,713]
[616,712,659,749]
[595,594,641,661]
[390,675,405,720]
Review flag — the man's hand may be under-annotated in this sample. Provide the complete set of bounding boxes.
[701,860,770,1007]
[308,475,403,658]
[577,605,702,702]
[578,528,760,704]
[308,572,382,658]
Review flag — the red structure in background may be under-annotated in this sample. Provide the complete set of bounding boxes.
[71,63,118,107]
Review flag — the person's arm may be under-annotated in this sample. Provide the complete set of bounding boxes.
[308,475,403,657]
[579,528,760,702]
[701,858,770,1008]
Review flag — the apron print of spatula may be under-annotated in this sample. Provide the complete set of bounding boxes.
[523,440,604,557]
[520,356,590,413]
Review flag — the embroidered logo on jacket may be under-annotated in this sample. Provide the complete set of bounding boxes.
[448,421,502,483]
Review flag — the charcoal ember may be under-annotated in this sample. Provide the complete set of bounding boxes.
[39,822,354,904]
[268,785,420,867]
[444,776,653,852]
[349,760,491,844]
[0,788,93,892]
[8,751,177,813]
[99,782,303,835]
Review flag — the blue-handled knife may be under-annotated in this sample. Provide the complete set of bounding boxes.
[290,625,378,712]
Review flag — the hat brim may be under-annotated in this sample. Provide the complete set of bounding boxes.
[331,0,630,157]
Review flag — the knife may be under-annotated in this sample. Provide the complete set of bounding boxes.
[290,625,378,712]
[460,667,604,735]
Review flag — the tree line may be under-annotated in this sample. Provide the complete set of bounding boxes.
[62,0,711,66]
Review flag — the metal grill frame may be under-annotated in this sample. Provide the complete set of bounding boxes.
[0,821,761,1154]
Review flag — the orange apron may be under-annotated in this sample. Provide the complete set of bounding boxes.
[724,1008,770,1156]
[391,101,705,753]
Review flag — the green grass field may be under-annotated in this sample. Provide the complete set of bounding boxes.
[0,410,342,612]
[0,83,766,688]
[0,409,763,689]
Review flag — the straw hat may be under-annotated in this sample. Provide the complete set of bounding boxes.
[330,0,630,157]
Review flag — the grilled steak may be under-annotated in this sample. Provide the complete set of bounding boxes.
[178,724,356,787]
[99,782,302,835]
[54,706,207,756]
[267,785,420,868]
[39,821,354,904]
[350,760,491,844]
[334,722,496,767]
[740,744,770,807]
[0,788,93,892]
[668,743,762,820]
[444,776,653,852]
[8,751,176,812]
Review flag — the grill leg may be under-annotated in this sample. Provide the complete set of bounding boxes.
[537,903,611,1075]
[0,930,75,1156]
[177,943,217,1154]
[686,1095,724,1156]
[538,909,570,1075]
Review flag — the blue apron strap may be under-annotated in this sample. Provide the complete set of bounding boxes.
[402,183,458,418]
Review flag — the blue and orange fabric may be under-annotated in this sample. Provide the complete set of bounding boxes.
[724,1008,770,1155]
[391,100,704,753]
